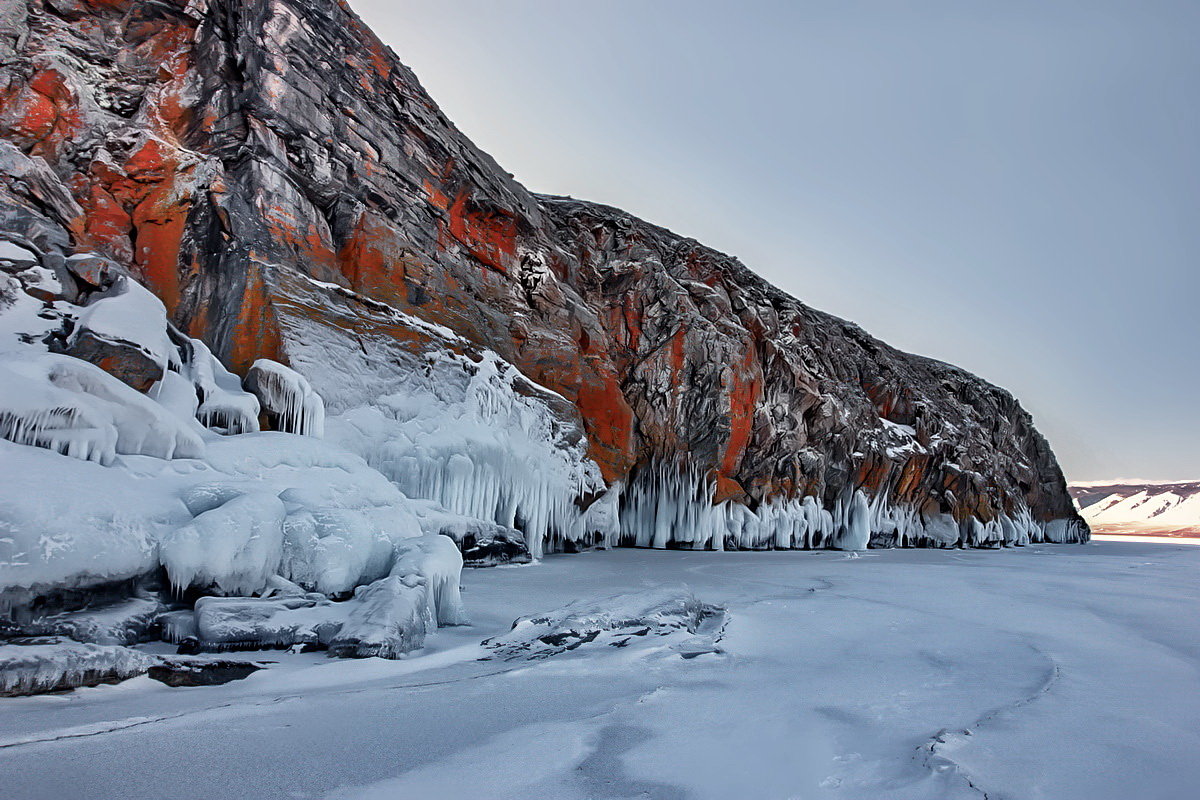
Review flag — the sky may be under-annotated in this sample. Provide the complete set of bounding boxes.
[355,1,1199,481]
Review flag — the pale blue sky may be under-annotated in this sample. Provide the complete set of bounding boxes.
[357,1,1199,481]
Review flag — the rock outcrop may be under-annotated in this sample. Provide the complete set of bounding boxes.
[0,0,1087,549]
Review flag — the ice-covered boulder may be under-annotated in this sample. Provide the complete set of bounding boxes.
[160,493,287,597]
[192,594,334,652]
[17,597,161,646]
[0,639,153,696]
[328,575,431,659]
[245,359,324,437]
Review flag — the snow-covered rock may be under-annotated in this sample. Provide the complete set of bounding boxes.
[245,359,324,437]
[0,639,153,696]
[16,598,161,646]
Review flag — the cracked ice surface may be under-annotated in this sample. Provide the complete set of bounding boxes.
[0,542,1196,800]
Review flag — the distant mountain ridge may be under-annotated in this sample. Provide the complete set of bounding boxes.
[1070,480,1200,536]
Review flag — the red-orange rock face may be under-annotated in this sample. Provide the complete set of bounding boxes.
[0,0,1086,546]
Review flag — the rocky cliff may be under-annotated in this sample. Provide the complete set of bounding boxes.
[0,0,1087,549]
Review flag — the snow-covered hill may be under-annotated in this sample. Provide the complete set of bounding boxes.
[1070,480,1200,536]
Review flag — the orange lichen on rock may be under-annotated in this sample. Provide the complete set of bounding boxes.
[75,180,133,262]
[226,262,284,374]
[441,189,518,274]
[121,139,191,312]
[0,68,81,159]
[710,470,747,504]
[575,365,637,482]
[337,209,409,301]
[719,346,762,477]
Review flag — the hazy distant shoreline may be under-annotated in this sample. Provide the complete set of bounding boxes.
[1090,532,1200,545]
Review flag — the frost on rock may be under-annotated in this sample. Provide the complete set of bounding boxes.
[245,359,324,436]
[0,639,153,696]
[484,586,727,661]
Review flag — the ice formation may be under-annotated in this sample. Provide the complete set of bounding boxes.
[617,465,1079,551]
[169,534,465,657]
[290,298,618,558]
[245,359,325,436]
[0,639,153,696]
[484,586,727,661]
[185,340,261,435]
[332,350,612,559]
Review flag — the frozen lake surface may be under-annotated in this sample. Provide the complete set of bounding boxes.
[2,541,1197,800]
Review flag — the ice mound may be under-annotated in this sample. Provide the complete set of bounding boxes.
[0,639,153,696]
[484,587,727,661]
[174,534,465,657]
[0,437,181,599]
[160,493,288,597]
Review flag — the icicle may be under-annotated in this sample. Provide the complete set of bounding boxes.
[187,341,261,435]
[244,359,325,437]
